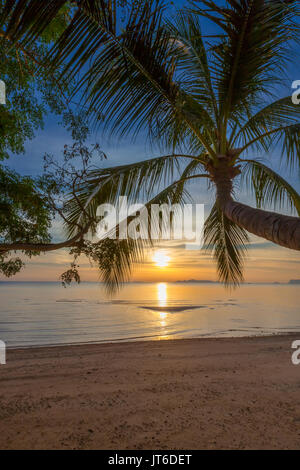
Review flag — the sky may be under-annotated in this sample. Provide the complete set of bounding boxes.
[2,0,300,284]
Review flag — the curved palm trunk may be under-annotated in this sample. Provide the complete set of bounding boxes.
[212,160,300,251]
[222,199,300,251]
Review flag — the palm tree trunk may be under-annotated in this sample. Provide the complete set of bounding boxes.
[212,162,300,251]
[222,199,300,251]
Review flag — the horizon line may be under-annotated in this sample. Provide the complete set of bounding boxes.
[0,280,299,285]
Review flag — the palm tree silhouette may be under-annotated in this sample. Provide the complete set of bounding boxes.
[1,0,300,289]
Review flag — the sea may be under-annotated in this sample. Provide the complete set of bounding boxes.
[0,282,299,348]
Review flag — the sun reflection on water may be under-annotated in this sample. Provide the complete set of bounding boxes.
[157,283,168,332]
[157,282,167,307]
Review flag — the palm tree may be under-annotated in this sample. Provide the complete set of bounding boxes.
[1,0,300,290]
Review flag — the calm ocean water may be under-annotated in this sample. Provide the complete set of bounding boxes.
[0,282,299,347]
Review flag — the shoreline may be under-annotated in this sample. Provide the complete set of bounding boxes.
[1,333,300,449]
[5,330,300,351]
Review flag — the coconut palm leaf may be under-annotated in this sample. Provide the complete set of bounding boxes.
[92,172,208,293]
[232,97,300,169]
[192,0,300,153]
[194,0,300,115]
[280,123,300,170]
[242,159,300,216]
[234,97,300,147]
[0,0,68,46]
[239,122,300,169]
[171,154,209,206]
[1,0,217,155]
[63,153,182,237]
[204,202,249,286]
[89,237,146,294]
[67,1,216,152]
[64,153,208,237]
[165,11,218,123]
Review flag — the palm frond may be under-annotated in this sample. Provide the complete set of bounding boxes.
[193,0,300,130]
[171,154,208,205]
[1,0,217,154]
[240,121,300,169]
[233,97,300,154]
[76,1,215,152]
[281,123,300,170]
[0,0,68,46]
[204,202,249,286]
[92,172,206,293]
[92,237,146,295]
[242,159,300,216]
[64,153,205,237]
[166,11,218,123]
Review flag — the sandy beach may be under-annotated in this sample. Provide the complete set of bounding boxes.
[0,334,299,450]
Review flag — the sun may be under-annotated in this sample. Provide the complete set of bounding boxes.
[152,251,170,268]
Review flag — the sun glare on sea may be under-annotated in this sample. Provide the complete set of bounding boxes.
[152,250,170,268]
[157,282,167,307]
[157,283,168,329]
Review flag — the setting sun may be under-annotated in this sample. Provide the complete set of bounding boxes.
[152,251,170,268]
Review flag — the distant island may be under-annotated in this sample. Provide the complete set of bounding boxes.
[175,280,296,285]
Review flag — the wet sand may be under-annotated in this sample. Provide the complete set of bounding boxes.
[0,334,299,449]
